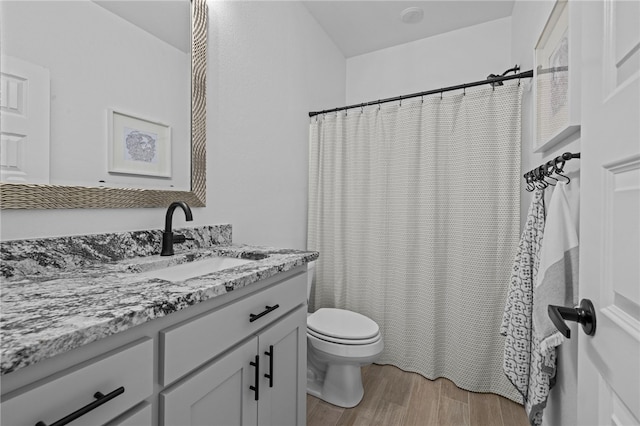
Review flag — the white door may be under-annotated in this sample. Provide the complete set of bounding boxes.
[0,55,50,183]
[578,0,640,425]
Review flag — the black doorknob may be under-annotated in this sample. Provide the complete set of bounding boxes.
[548,298,597,338]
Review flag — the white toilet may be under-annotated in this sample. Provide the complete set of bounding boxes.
[306,264,384,408]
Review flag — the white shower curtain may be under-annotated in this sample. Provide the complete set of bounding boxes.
[308,83,523,402]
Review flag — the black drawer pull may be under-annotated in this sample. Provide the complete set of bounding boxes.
[35,386,125,426]
[249,304,280,323]
[264,345,274,388]
[249,355,260,401]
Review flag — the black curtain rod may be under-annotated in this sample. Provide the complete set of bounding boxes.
[308,69,533,118]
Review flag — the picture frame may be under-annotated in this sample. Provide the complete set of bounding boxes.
[108,110,172,178]
[533,0,581,152]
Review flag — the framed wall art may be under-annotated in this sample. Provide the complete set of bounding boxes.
[533,0,581,152]
[108,110,172,177]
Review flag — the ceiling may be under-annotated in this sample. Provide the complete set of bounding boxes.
[93,1,190,53]
[92,1,514,59]
[302,1,515,58]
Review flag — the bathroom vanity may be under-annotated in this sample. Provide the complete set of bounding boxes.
[0,225,317,426]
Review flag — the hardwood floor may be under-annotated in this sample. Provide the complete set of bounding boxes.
[306,364,529,426]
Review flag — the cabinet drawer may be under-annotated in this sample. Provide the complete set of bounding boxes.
[1,338,153,426]
[161,271,306,386]
[106,401,152,426]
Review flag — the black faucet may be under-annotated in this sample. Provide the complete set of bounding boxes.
[161,201,193,256]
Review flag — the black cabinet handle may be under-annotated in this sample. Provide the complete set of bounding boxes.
[249,355,259,401]
[35,386,125,426]
[548,298,597,338]
[249,304,280,323]
[264,345,274,388]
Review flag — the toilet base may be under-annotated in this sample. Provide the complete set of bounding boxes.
[307,363,364,408]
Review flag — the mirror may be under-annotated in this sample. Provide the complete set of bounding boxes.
[0,0,207,209]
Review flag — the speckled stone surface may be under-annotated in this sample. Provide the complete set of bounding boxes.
[1,225,232,282]
[0,226,318,375]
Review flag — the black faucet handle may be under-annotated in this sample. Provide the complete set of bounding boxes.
[173,234,195,243]
[173,234,186,244]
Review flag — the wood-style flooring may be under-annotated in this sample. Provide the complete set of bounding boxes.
[306,364,529,426]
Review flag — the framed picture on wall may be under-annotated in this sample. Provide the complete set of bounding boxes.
[108,110,172,177]
[533,0,581,152]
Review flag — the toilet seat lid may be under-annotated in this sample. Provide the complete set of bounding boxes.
[307,327,381,345]
[307,308,379,340]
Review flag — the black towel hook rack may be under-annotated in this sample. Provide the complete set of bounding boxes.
[524,152,580,191]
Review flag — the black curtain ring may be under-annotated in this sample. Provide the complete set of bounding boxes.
[361,104,364,114]
[539,166,555,186]
[421,95,424,104]
[399,96,402,107]
[553,157,571,184]
[533,167,541,181]
[378,100,381,111]
[545,162,558,180]
[463,86,466,96]
[440,91,443,100]
[527,173,537,192]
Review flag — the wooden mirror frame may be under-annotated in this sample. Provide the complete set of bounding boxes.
[0,0,207,209]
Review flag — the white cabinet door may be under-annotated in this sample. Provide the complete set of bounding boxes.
[257,306,307,426]
[578,0,640,425]
[161,338,259,426]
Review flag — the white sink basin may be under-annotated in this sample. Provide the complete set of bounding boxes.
[135,256,254,282]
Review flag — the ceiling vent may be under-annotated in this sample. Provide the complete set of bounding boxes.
[400,7,424,24]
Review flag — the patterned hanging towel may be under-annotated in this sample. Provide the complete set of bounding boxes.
[500,189,555,425]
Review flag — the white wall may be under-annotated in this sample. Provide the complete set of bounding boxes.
[511,1,580,425]
[207,1,345,248]
[0,0,346,249]
[346,17,512,104]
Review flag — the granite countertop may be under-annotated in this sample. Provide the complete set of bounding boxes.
[0,226,318,376]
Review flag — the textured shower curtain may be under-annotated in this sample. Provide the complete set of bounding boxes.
[307,83,523,402]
